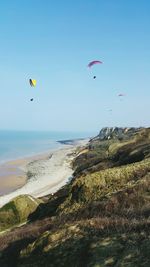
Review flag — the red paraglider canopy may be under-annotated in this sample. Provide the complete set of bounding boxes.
[88,60,103,68]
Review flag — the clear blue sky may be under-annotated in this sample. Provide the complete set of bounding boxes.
[0,0,149,132]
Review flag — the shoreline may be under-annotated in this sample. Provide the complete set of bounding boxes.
[0,146,62,196]
[0,138,89,208]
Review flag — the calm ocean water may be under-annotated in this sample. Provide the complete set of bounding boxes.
[0,130,92,164]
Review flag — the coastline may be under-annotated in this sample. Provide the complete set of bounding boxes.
[0,139,89,208]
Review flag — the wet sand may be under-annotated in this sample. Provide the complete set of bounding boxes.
[0,160,27,196]
[0,139,89,207]
[0,152,52,196]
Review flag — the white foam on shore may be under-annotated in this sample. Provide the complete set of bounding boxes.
[0,139,88,207]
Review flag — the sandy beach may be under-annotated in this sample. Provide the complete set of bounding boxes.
[0,139,88,208]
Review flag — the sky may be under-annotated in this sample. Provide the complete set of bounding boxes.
[0,0,149,132]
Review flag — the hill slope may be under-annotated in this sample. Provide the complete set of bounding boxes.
[0,127,150,267]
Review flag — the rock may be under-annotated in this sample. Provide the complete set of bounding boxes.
[93,127,144,141]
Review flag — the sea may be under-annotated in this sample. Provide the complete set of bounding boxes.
[0,130,93,164]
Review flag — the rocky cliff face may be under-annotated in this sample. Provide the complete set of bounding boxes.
[73,127,150,177]
[93,126,144,141]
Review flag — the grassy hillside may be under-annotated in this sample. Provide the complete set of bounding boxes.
[0,195,42,231]
[0,127,149,267]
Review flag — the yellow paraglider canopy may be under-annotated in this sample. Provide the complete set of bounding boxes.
[29,79,36,87]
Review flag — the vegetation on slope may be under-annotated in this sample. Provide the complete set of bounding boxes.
[0,127,149,267]
[18,221,150,267]
[0,195,42,231]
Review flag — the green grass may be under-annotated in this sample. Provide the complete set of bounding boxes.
[58,159,150,216]
[0,195,42,231]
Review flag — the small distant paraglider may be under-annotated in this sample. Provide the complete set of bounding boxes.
[29,79,36,102]
[118,93,126,101]
[88,60,103,79]
[118,93,125,97]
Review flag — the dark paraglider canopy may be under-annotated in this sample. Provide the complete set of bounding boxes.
[118,93,125,97]
[30,98,33,101]
[93,76,96,79]
[88,60,103,68]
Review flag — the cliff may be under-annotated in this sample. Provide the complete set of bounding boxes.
[0,127,149,267]
[92,127,144,141]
